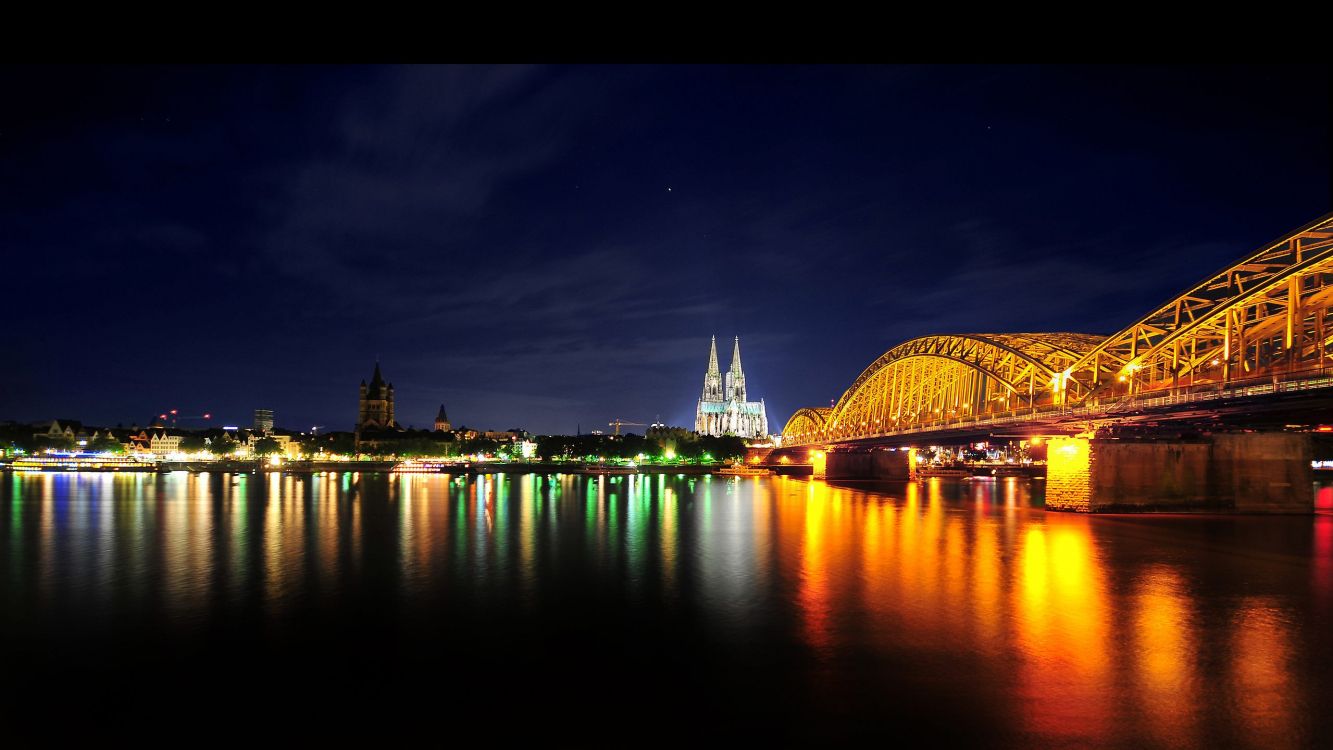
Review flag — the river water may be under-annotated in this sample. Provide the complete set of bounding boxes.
[2,471,1331,745]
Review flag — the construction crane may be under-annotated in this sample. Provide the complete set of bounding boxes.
[157,409,212,428]
[608,419,647,436]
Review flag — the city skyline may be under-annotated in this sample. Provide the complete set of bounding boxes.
[2,65,1329,433]
[5,63,1333,746]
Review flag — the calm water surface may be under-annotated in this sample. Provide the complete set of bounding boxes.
[3,471,1331,745]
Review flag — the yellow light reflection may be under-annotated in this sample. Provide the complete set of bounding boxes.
[1014,518,1110,743]
[1230,599,1295,745]
[1131,566,1198,747]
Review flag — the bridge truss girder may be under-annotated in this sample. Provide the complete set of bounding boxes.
[1059,214,1333,403]
[781,407,832,444]
[781,212,1333,447]
[781,333,1104,444]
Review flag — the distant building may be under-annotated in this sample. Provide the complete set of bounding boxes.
[357,363,397,431]
[34,420,79,442]
[355,363,402,451]
[454,428,518,442]
[695,336,768,438]
[434,405,451,432]
[247,433,301,459]
[129,430,152,452]
[254,408,274,434]
[149,432,182,455]
[30,421,125,449]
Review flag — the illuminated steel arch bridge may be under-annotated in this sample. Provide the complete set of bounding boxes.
[782,212,1333,446]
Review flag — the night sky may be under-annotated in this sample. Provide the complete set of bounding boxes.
[3,65,1329,434]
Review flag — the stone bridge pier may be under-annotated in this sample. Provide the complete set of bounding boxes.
[1045,432,1313,513]
[824,447,916,481]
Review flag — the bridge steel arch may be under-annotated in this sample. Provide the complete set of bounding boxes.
[780,407,832,444]
[780,211,1333,447]
[1057,212,1333,404]
[783,333,1104,443]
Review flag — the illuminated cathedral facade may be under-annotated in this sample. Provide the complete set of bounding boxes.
[695,336,768,438]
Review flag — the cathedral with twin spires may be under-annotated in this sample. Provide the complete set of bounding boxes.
[695,336,769,438]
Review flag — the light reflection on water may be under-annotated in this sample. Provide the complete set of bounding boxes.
[2,471,1331,745]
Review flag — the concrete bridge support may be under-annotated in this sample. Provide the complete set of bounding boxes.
[825,448,916,481]
[763,446,823,476]
[1045,433,1313,513]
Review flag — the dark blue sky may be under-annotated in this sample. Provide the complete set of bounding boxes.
[2,65,1329,434]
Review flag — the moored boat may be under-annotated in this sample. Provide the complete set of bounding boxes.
[8,453,158,472]
[584,464,639,475]
[717,460,773,477]
[918,466,972,478]
[390,459,459,474]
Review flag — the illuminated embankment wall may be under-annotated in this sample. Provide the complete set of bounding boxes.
[1045,434,1312,513]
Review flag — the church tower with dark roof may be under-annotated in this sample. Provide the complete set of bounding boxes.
[434,405,451,432]
[357,362,397,431]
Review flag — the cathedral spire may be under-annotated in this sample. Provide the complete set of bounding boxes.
[701,336,724,402]
[725,337,748,402]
